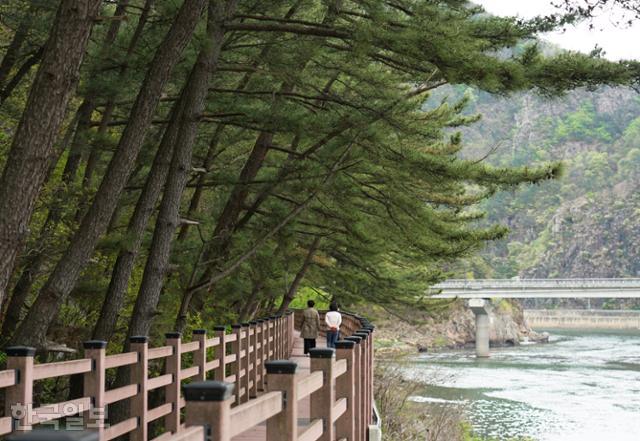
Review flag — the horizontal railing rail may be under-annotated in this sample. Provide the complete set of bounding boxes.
[433,278,640,289]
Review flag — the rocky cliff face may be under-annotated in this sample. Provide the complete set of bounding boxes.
[374,300,546,353]
[450,86,640,293]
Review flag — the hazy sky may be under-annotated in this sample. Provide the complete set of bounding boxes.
[476,0,640,60]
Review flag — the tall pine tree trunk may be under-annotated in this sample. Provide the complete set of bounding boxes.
[82,0,154,190]
[0,0,101,314]
[128,0,237,337]
[91,100,183,342]
[0,6,37,91]
[10,0,208,347]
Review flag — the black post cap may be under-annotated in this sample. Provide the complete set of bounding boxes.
[183,381,234,402]
[249,320,258,325]
[364,324,375,331]
[265,360,297,374]
[165,332,182,339]
[213,325,226,332]
[6,430,99,441]
[344,336,362,344]
[353,332,368,341]
[5,346,36,357]
[232,324,242,329]
[129,336,148,344]
[309,348,335,359]
[83,340,107,350]
[334,340,356,349]
[357,328,371,335]
[192,329,206,335]
[241,322,250,327]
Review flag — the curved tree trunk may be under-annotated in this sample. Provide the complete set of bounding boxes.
[0,47,44,105]
[0,6,37,90]
[128,0,238,337]
[10,0,208,347]
[91,102,182,342]
[0,0,102,315]
[82,0,155,190]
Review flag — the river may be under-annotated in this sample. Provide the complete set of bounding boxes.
[407,329,640,440]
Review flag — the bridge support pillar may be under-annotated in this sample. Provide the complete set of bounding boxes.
[469,299,490,358]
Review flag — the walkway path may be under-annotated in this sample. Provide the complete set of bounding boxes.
[233,331,324,441]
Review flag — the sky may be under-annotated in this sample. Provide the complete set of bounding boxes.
[476,0,640,60]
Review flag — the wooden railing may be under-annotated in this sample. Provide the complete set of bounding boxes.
[2,311,376,441]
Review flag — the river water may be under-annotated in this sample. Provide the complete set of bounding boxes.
[407,329,640,440]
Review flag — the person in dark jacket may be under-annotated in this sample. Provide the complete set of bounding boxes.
[300,300,320,354]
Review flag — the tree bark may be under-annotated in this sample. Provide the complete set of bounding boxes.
[128,0,237,337]
[277,236,320,313]
[0,7,34,89]
[64,0,129,183]
[10,0,208,347]
[0,0,102,314]
[91,101,182,342]
[82,0,154,189]
[0,46,44,105]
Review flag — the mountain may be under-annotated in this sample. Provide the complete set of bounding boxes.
[448,86,640,308]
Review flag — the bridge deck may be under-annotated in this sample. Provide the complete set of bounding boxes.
[430,278,640,298]
[232,331,318,441]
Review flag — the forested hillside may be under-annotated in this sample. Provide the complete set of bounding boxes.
[1,0,638,351]
[454,86,640,305]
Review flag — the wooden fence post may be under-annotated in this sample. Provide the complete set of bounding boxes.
[130,336,149,441]
[363,325,375,426]
[289,311,296,356]
[276,315,283,359]
[353,331,370,429]
[268,317,275,361]
[193,329,207,381]
[214,326,227,382]
[5,347,35,431]
[241,323,250,403]
[249,321,258,398]
[270,316,277,360]
[183,381,234,441]
[231,324,242,405]
[284,312,291,356]
[265,360,298,441]
[165,332,182,433]
[344,336,363,441]
[83,340,107,435]
[335,340,356,441]
[256,319,265,391]
[309,348,335,441]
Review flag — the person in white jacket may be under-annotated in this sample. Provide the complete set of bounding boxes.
[325,302,342,348]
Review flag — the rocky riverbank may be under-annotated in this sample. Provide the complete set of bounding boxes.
[371,299,548,354]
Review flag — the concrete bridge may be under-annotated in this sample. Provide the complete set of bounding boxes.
[1,311,379,441]
[429,278,640,357]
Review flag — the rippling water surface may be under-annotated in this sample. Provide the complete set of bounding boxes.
[407,329,640,440]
